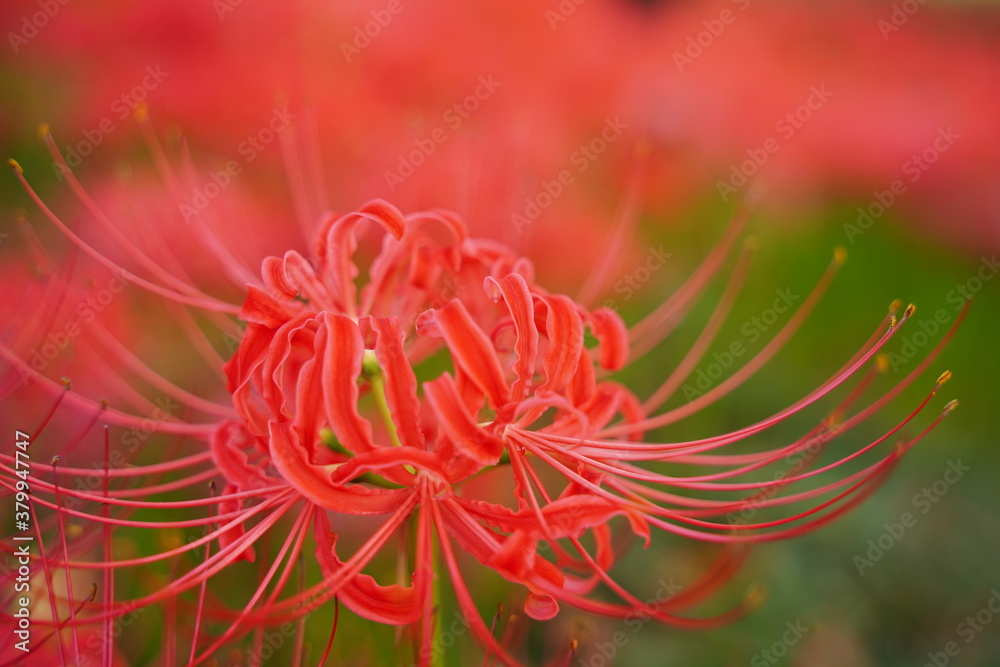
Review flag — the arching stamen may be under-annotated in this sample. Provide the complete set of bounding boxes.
[50,457,82,660]
[9,159,240,314]
[316,596,341,667]
[430,502,528,667]
[575,145,648,308]
[188,482,215,665]
[280,124,319,240]
[190,504,314,666]
[627,188,760,349]
[101,427,113,667]
[642,238,754,413]
[31,377,71,441]
[39,126,239,308]
[28,499,65,665]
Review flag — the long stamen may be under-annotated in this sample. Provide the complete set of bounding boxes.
[627,187,760,350]
[39,126,239,308]
[188,482,215,664]
[28,500,65,665]
[102,427,113,667]
[641,238,754,413]
[8,159,240,313]
[576,146,647,307]
[50,457,82,660]
[316,596,341,667]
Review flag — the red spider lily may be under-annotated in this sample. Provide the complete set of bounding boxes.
[0,127,965,666]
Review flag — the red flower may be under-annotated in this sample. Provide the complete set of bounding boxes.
[1,141,964,665]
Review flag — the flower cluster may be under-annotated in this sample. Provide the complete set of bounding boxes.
[0,129,964,665]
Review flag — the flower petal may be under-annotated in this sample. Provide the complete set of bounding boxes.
[268,421,409,514]
[371,316,425,450]
[240,285,293,328]
[313,511,421,625]
[424,373,504,466]
[589,306,629,371]
[538,294,584,393]
[422,299,510,409]
[485,273,538,402]
[322,313,377,455]
[316,199,406,315]
[524,593,559,621]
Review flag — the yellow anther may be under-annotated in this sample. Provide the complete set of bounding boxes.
[876,354,890,374]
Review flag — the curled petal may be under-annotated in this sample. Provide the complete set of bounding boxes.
[313,512,421,625]
[210,421,275,489]
[371,317,425,449]
[425,373,504,466]
[487,530,537,580]
[268,421,410,514]
[327,447,448,486]
[260,314,317,429]
[261,255,299,299]
[421,300,511,409]
[589,306,629,371]
[240,285,293,328]
[282,250,331,306]
[538,294,584,393]
[317,199,406,314]
[485,273,538,402]
[567,347,597,406]
[524,593,559,621]
[322,313,377,455]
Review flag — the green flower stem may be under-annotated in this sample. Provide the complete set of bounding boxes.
[370,372,403,449]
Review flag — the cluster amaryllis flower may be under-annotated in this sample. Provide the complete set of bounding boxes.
[0,124,965,666]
